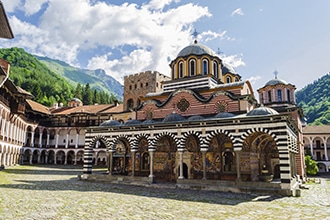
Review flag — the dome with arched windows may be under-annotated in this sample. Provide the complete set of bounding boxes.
[264,77,288,87]
[177,41,216,57]
[222,63,237,75]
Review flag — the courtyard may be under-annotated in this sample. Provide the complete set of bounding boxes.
[0,165,329,219]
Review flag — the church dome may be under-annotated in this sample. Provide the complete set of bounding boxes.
[163,113,186,123]
[177,41,216,57]
[247,106,279,116]
[264,77,288,87]
[187,115,204,121]
[99,119,121,127]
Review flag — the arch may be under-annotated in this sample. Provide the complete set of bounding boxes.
[189,59,196,76]
[56,150,65,165]
[127,98,134,111]
[181,131,203,151]
[213,61,218,78]
[226,76,231,83]
[202,59,208,75]
[48,150,55,164]
[241,130,279,182]
[88,135,111,150]
[111,135,131,175]
[178,61,184,78]
[67,150,75,165]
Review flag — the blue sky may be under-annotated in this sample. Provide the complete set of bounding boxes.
[1,0,330,95]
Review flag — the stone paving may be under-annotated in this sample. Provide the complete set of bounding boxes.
[0,165,330,220]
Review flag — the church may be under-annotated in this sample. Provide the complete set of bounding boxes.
[82,40,305,196]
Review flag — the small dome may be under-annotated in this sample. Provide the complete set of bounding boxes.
[222,63,236,74]
[124,119,141,125]
[264,78,288,87]
[70,98,82,102]
[163,113,186,123]
[142,119,156,124]
[177,41,216,57]
[247,106,279,116]
[99,120,121,127]
[214,112,235,118]
[187,115,204,121]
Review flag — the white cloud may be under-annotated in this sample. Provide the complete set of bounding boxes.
[2,0,21,13]
[221,54,245,68]
[247,75,261,86]
[23,0,49,16]
[4,0,232,83]
[231,8,244,17]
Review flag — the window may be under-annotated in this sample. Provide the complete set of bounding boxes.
[127,99,134,110]
[268,91,272,102]
[277,89,282,102]
[213,61,218,78]
[226,76,231,83]
[202,59,208,75]
[189,59,196,76]
[287,90,291,103]
[178,61,183,78]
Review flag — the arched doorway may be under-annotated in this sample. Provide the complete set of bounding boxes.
[178,163,188,179]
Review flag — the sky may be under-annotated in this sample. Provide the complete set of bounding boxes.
[1,0,330,96]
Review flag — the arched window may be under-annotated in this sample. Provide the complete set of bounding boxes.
[127,99,134,110]
[268,90,272,102]
[287,90,291,103]
[213,61,218,78]
[277,89,282,102]
[226,76,231,83]
[202,59,208,75]
[189,59,196,76]
[235,77,239,82]
[136,98,141,107]
[178,61,183,78]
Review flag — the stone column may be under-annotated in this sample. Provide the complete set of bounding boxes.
[39,134,42,148]
[131,150,137,177]
[235,151,241,181]
[149,150,155,178]
[201,149,207,180]
[178,150,184,179]
[108,151,114,175]
[29,154,32,165]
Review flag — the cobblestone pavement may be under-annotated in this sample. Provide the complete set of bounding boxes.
[0,165,330,220]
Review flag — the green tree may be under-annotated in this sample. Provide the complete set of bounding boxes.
[74,83,83,100]
[83,83,93,105]
[305,155,319,175]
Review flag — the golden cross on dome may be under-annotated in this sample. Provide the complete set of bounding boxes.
[274,70,278,79]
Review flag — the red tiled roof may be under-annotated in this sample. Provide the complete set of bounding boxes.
[26,99,51,115]
[303,125,330,134]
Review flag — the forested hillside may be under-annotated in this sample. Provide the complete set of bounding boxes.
[0,47,117,107]
[36,56,123,100]
[296,73,330,125]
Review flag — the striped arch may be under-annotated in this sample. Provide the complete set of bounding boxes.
[131,134,151,150]
[181,130,203,150]
[152,131,180,150]
[83,135,111,175]
[110,134,133,151]
[204,129,235,149]
[236,127,278,149]
[86,135,111,150]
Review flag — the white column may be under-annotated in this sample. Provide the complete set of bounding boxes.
[39,133,42,148]
[149,150,155,178]
[75,133,79,148]
[323,138,328,161]
[309,138,314,159]
[65,133,69,148]
[46,134,50,147]
[55,134,59,148]
[31,132,35,147]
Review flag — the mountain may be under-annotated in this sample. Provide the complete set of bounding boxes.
[35,56,123,101]
[0,47,121,107]
[296,73,330,125]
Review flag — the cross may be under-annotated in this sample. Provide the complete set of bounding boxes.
[273,70,278,79]
[217,47,223,55]
[192,29,199,41]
